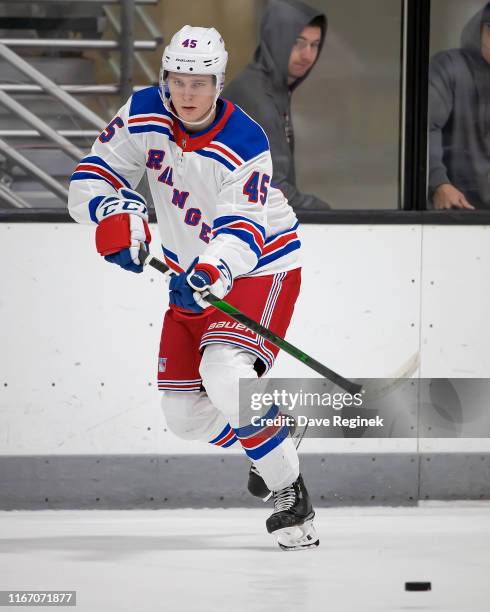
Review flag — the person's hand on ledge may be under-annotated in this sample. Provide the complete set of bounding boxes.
[433,184,475,210]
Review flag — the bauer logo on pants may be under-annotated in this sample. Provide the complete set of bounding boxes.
[159,358,167,373]
[208,321,254,334]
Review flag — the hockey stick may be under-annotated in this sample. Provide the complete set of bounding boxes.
[138,247,361,394]
[354,350,420,401]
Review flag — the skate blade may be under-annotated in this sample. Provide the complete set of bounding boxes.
[275,519,319,551]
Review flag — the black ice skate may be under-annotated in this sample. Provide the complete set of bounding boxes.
[247,417,302,501]
[248,463,271,500]
[266,474,319,551]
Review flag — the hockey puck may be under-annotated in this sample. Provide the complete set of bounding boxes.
[405,582,431,591]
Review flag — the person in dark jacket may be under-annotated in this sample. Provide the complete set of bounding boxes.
[224,0,329,211]
[429,3,490,210]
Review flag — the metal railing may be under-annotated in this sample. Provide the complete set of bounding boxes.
[0,0,163,208]
[0,130,100,138]
[0,43,106,129]
[105,4,159,87]
[0,84,120,94]
[0,137,69,202]
[0,88,86,160]
[0,38,157,50]
[1,0,158,4]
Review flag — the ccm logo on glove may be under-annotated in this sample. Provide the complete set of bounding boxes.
[95,188,151,273]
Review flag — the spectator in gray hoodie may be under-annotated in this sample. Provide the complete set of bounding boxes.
[224,0,329,211]
[429,2,490,210]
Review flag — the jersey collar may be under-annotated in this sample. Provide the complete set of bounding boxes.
[172,99,236,152]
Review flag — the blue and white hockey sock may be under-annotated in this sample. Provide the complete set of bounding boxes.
[234,404,299,491]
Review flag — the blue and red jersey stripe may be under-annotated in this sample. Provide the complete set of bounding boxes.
[212,215,265,259]
[70,155,131,191]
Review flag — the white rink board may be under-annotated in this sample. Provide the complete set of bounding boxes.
[281,225,421,379]
[419,225,490,453]
[0,223,489,455]
[419,224,490,378]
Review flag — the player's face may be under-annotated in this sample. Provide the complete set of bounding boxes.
[481,23,490,64]
[167,73,216,123]
[288,25,322,81]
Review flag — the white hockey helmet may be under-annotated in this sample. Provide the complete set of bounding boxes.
[159,25,228,125]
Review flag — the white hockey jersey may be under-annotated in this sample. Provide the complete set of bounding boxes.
[68,86,301,279]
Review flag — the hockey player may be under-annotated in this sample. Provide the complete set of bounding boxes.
[68,25,318,550]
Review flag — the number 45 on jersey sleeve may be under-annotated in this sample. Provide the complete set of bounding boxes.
[243,171,270,205]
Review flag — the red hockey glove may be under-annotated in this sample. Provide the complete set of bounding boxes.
[94,188,151,273]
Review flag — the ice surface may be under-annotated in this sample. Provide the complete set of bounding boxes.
[1,504,489,612]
